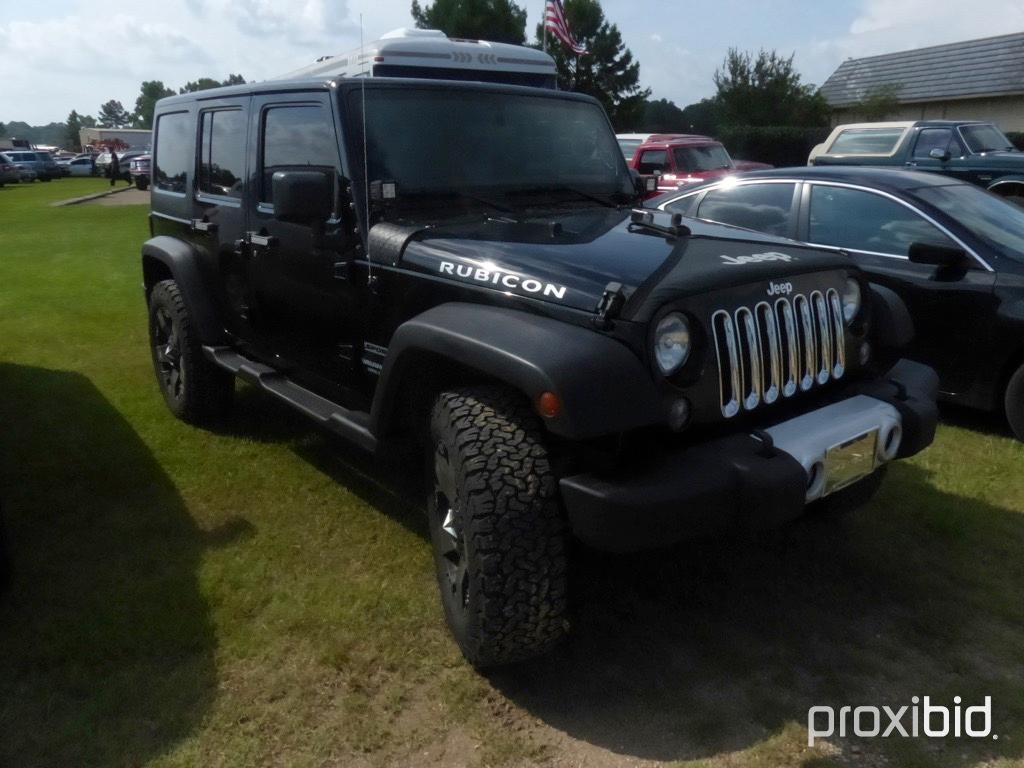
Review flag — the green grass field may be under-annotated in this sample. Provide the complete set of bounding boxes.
[1,177,1022,768]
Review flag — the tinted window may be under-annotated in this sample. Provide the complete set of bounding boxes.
[916,184,1024,261]
[829,128,905,155]
[696,183,795,237]
[198,109,246,199]
[913,128,955,159]
[637,149,668,174]
[673,145,732,172]
[960,124,1014,153]
[261,105,337,203]
[154,111,191,193]
[662,193,699,216]
[809,185,955,256]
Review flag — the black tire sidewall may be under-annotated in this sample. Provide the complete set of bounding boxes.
[1005,364,1024,440]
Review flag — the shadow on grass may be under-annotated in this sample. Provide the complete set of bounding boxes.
[488,462,1024,766]
[0,363,242,767]
[938,401,1015,440]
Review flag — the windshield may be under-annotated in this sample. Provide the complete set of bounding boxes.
[915,184,1024,260]
[673,145,731,172]
[348,88,633,210]
[960,124,1014,153]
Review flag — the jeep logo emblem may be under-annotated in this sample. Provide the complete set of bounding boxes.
[720,251,796,266]
[767,281,793,297]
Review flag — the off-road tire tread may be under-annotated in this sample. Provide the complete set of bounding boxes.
[431,385,568,667]
[149,279,233,424]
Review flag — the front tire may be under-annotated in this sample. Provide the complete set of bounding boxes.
[135,177,149,191]
[148,279,233,424]
[427,386,568,668]
[1005,363,1024,441]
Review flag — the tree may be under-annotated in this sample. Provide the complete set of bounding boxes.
[65,110,84,150]
[411,0,527,44]
[97,100,132,128]
[0,122,6,138]
[133,81,175,129]
[854,83,902,121]
[679,98,722,135]
[179,74,247,94]
[535,0,649,130]
[639,98,687,133]
[713,48,828,128]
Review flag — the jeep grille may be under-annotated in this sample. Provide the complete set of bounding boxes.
[711,289,845,418]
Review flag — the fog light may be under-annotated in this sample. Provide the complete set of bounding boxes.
[536,391,561,419]
[859,341,871,365]
[668,398,691,431]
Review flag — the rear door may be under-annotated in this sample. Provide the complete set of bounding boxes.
[190,97,254,344]
[798,182,996,396]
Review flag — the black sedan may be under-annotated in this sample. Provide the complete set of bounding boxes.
[652,167,1024,439]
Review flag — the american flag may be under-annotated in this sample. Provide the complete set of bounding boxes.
[544,0,587,55]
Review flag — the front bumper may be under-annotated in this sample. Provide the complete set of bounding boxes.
[560,359,938,552]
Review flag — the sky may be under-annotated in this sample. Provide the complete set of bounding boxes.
[2,0,1024,125]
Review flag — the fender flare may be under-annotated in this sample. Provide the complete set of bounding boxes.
[141,236,226,344]
[867,282,914,350]
[370,303,665,440]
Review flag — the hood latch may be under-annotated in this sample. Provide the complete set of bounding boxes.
[594,282,626,329]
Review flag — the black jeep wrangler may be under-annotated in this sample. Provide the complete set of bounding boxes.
[143,77,938,667]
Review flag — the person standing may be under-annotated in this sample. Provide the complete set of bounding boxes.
[108,148,120,187]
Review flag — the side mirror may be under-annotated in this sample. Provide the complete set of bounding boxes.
[272,170,332,223]
[908,241,967,267]
[928,147,951,162]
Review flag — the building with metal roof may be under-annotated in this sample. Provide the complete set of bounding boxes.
[820,32,1024,131]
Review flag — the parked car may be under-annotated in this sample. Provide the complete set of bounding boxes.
[2,150,60,181]
[129,154,150,190]
[616,132,654,160]
[809,120,1024,205]
[142,76,937,668]
[96,150,145,181]
[0,155,20,186]
[628,134,772,196]
[0,151,37,182]
[653,166,1024,439]
[66,155,96,177]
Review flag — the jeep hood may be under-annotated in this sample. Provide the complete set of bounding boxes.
[395,208,853,318]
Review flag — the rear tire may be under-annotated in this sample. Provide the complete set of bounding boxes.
[148,279,233,424]
[427,385,568,668]
[135,177,149,191]
[1004,363,1024,441]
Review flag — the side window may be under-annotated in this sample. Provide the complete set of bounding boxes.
[663,194,699,216]
[261,105,337,204]
[829,128,905,155]
[913,128,954,159]
[154,111,191,194]
[637,149,667,175]
[198,109,246,199]
[808,185,956,256]
[696,183,796,237]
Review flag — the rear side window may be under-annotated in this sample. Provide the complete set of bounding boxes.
[261,105,337,204]
[154,111,192,193]
[198,109,246,198]
[696,183,796,237]
[808,185,955,256]
[829,128,904,155]
[637,149,667,174]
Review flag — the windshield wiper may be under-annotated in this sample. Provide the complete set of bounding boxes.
[511,185,621,208]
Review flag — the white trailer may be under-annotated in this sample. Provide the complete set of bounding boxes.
[273,28,557,89]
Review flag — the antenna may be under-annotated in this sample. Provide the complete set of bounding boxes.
[360,13,374,287]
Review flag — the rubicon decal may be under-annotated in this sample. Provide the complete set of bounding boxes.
[767,281,793,296]
[439,261,567,300]
[720,251,796,266]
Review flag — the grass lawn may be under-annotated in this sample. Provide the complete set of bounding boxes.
[1,177,1022,768]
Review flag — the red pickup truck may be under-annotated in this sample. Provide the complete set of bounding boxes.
[626,134,772,196]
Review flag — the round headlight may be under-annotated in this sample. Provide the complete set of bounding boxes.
[654,312,692,376]
[842,278,862,323]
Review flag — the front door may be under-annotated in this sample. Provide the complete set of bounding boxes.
[800,182,997,397]
[246,93,360,398]
[906,127,975,184]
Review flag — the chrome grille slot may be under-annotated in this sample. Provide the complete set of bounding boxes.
[713,288,848,418]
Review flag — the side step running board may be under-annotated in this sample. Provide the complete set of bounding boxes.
[203,346,377,453]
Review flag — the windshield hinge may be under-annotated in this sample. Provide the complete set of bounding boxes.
[593,282,626,329]
[629,209,691,239]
